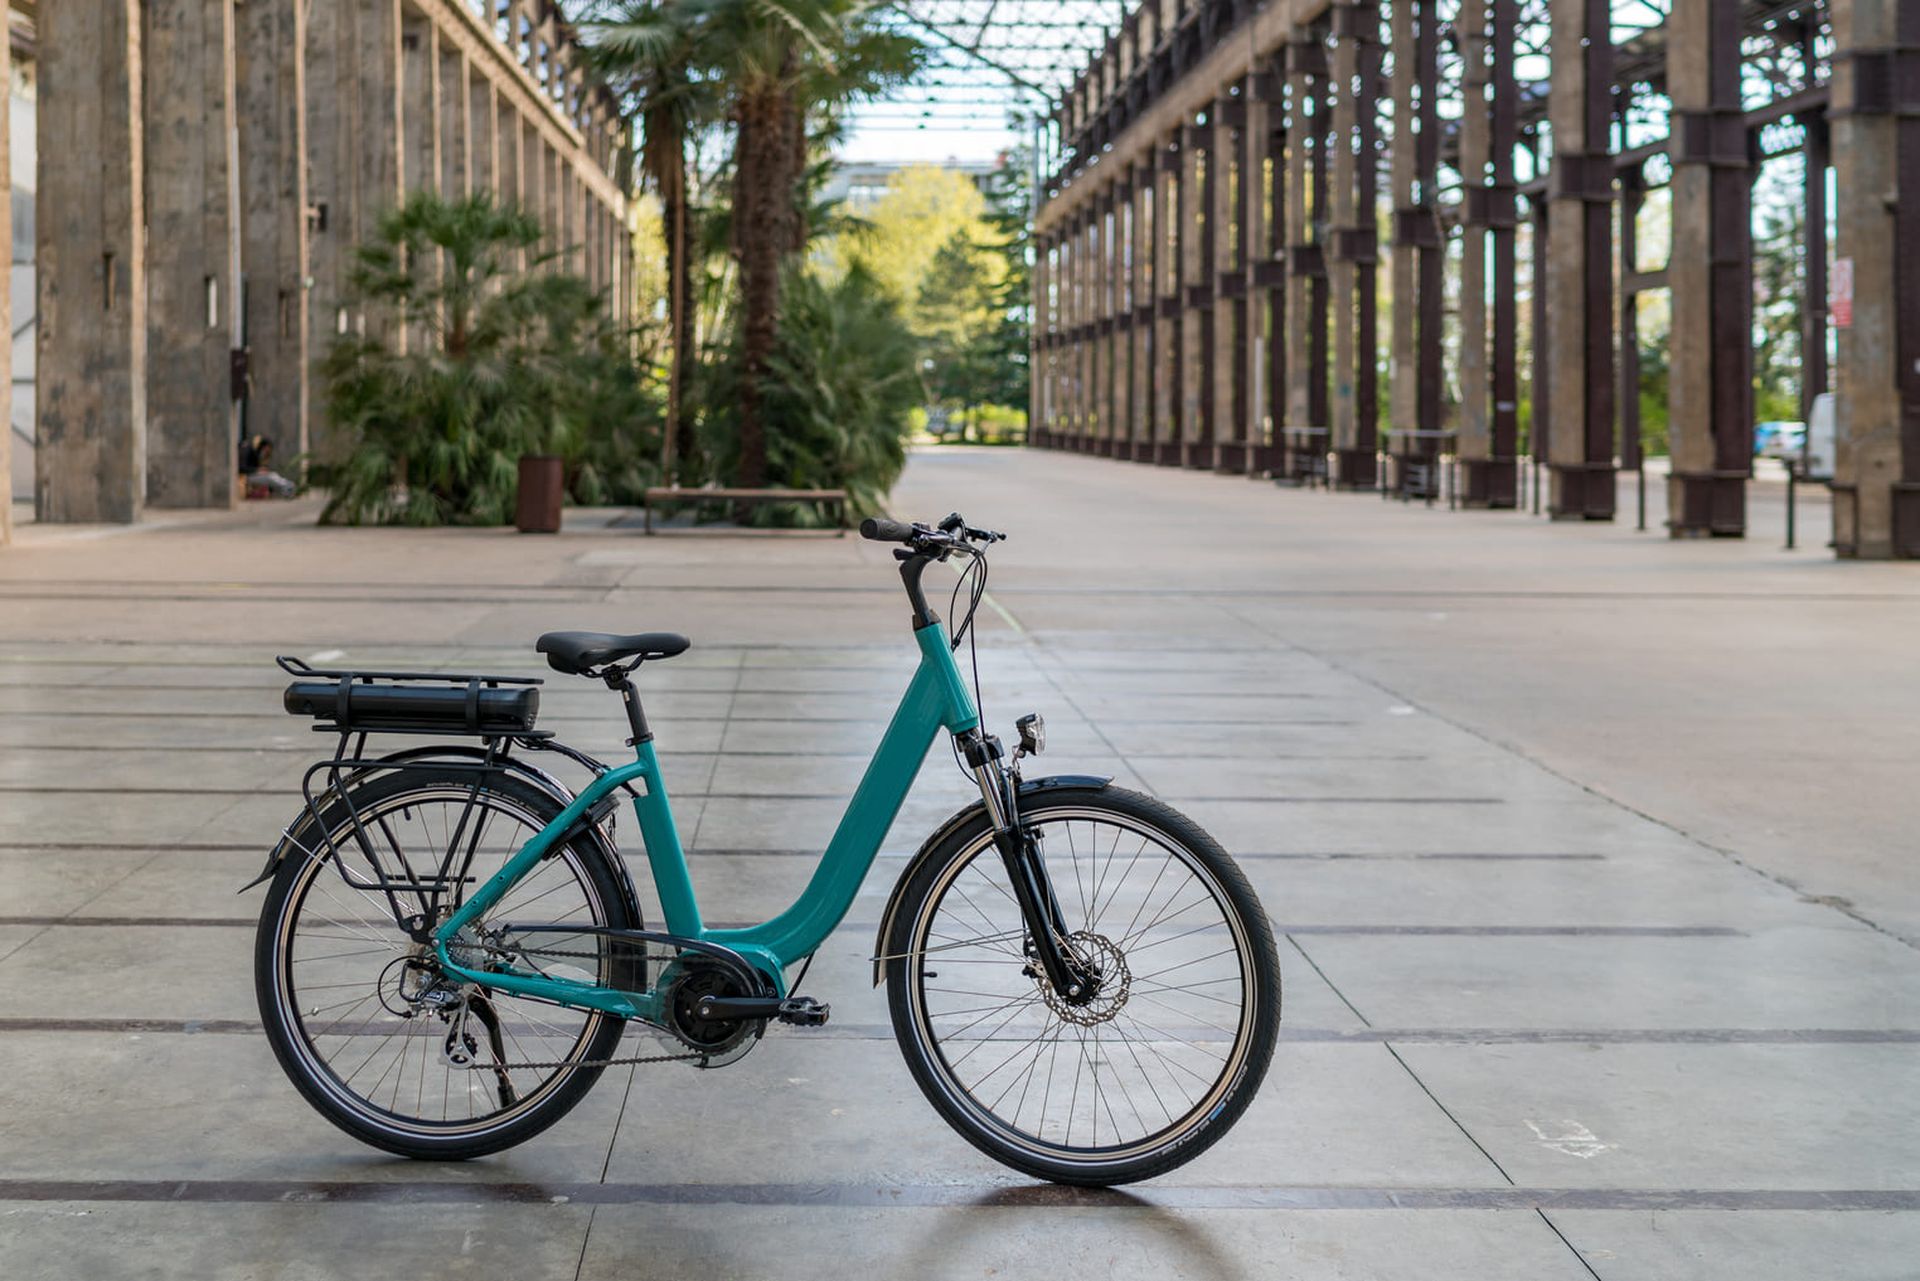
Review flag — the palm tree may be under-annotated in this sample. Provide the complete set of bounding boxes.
[582,3,707,484]
[587,0,917,487]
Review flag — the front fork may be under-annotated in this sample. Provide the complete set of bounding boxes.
[959,731,1094,1003]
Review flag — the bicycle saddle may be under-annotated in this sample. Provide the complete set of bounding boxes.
[536,630,690,675]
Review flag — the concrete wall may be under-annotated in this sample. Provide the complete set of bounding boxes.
[4,0,632,540]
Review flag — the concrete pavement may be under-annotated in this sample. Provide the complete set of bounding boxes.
[0,447,1913,1279]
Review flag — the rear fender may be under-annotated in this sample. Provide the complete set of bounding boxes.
[870,774,1111,986]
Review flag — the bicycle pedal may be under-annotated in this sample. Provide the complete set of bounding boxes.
[775,997,830,1028]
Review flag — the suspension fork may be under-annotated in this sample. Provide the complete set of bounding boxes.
[960,731,1091,1001]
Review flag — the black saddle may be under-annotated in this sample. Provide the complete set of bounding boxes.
[536,631,690,676]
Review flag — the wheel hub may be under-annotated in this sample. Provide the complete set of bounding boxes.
[1033,931,1130,1026]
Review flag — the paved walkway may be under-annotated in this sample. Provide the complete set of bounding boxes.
[0,448,1914,1279]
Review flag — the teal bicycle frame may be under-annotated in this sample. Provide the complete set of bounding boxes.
[430,620,980,1025]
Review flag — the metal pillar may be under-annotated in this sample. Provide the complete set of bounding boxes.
[1121,177,1128,460]
[237,0,311,466]
[1457,0,1494,504]
[1545,0,1616,519]
[1237,73,1272,475]
[1181,121,1211,467]
[1161,134,1187,465]
[1105,186,1123,455]
[36,0,148,523]
[1802,107,1830,424]
[1829,0,1920,555]
[1666,0,1752,536]
[1485,0,1521,507]
[1282,32,1329,484]
[1130,159,1154,461]
[1035,230,1051,446]
[1262,60,1287,475]
[1212,91,1244,473]
[1619,163,1648,521]
[1530,187,1550,511]
[0,25,8,541]
[1328,0,1380,489]
[1390,0,1443,499]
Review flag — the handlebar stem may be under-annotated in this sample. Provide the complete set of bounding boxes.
[899,552,940,630]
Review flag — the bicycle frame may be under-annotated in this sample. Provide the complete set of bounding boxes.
[430,619,981,1025]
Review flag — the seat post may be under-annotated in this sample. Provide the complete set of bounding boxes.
[606,670,652,745]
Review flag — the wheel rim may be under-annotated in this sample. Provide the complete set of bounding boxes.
[903,807,1259,1167]
[270,785,612,1138]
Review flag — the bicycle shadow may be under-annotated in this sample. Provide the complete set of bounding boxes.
[883,1185,1249,1281]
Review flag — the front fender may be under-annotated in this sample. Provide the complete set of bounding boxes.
[870,774,1110,986]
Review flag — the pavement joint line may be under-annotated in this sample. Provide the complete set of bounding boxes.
[0,843,1614,861]
[0,1179,1911,1211]
[1229,605,1920,954]
[0,785,1508,805]
[0,916,1747,937]
[1,1019,1914,1045]
[0,711,1366,727]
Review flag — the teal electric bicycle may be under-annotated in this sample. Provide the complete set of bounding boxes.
[249,513,1280,1185]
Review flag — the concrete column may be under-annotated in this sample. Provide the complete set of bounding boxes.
[470,73,498,200]
[1177,124,1205,464]
[522,118,544,237]
[443,48,471,199]
[403,15,441,197]
[237,0,311,463]
[1829,0,1920,556]
[365,1,405,231]
[1666,0,1753,536]
[1545,0,1616,519]
[37,0,148,523]
[1208,96,1239,471]
[545,138,563,264]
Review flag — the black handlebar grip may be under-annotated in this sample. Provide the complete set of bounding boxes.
[859,517,916,543]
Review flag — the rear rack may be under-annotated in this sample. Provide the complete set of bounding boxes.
[276,655,543,686]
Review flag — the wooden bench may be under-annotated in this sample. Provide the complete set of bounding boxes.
[640,486,849,535]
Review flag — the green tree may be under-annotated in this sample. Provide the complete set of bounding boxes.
[589,0,917,490]
[317,194,653,525]
[917,229,999,440]
[825,164,995,326]
[699,262,922,520]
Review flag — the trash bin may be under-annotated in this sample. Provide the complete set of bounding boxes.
[515,455,564,533]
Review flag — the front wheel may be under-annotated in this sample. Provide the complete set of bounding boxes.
[885,786,1280,1186]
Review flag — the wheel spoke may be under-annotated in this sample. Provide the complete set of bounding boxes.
[906,806,1265,1168]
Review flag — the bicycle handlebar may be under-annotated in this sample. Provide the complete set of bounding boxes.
[859,517,918,543]
[860,513,1005,549]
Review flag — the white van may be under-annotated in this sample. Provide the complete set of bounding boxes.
[1804,392,1835,480]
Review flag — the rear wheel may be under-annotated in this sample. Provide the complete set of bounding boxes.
[255,767,632,1159]
[885,786,1281,1186]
